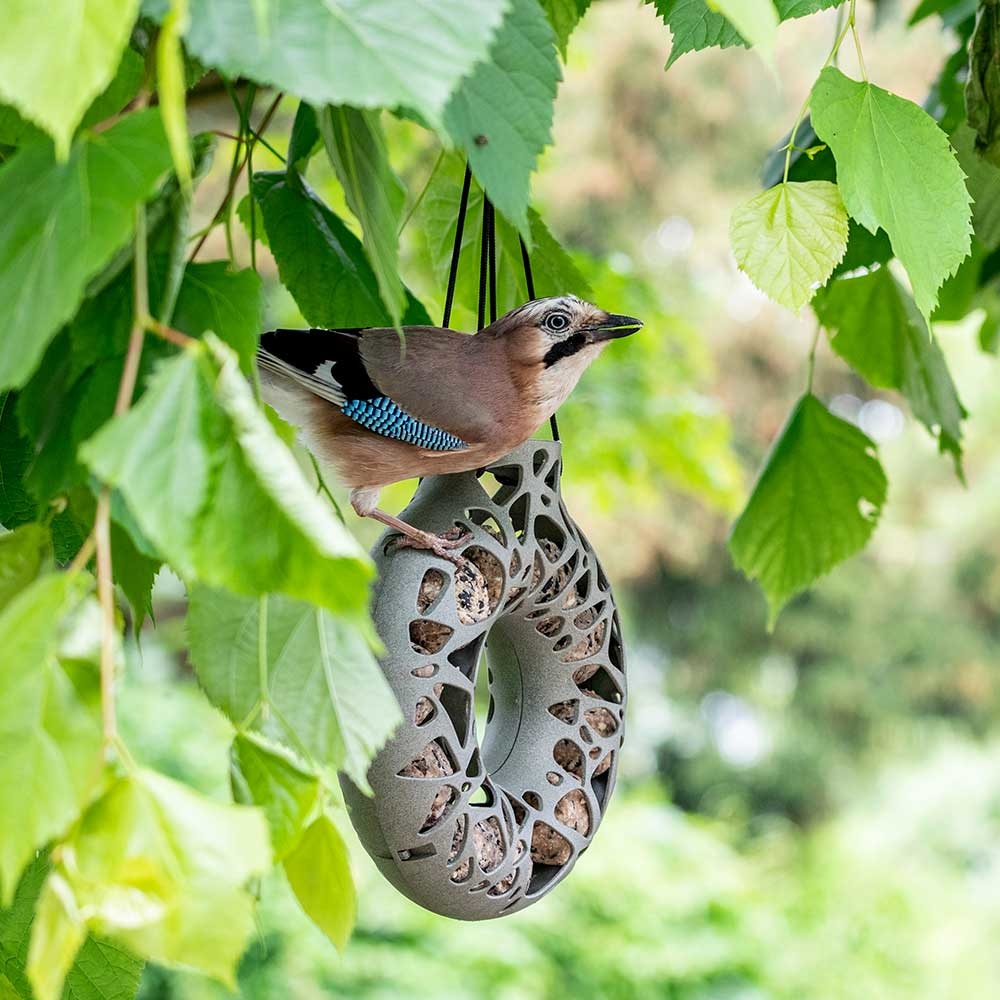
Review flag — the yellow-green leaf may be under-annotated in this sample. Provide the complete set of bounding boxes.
[283,814,355,950]
[156,0,192,188]
[36,770,271,989]
[0,0,140,157]
[731,180,848,312]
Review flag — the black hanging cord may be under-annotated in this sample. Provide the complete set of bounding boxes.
[519,236,560,441]
[486,200,498,325]
[445,163,561,441]
[442,163,473,329]
[519,236,536,301]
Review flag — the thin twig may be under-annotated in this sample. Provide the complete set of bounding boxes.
[781,10,853,184]
[95,489,117,748]
[806,323,822,393]
[66,531,97,574]
[145,316,196,347]
[188,92,283,262]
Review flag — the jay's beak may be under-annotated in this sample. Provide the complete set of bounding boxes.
[587,313,643,343]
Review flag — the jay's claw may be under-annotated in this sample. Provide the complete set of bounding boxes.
[390,527,472,566]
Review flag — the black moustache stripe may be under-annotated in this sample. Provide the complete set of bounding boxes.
[543,332,587,367]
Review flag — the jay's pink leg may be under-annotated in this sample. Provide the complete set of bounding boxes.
[350,487,470,565]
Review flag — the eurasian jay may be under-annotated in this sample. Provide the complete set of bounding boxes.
[257,295,642,560]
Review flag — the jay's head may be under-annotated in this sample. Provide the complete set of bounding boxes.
[489,294,642,369]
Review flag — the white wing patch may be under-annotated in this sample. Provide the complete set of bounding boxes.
[257,350,346,406]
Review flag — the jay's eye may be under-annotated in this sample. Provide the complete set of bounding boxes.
[545,312,570,332]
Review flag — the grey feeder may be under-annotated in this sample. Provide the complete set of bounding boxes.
[341,439,627,920]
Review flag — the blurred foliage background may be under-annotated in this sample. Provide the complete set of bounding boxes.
[134,1,1000,995]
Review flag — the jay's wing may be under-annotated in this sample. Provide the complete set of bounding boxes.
[257,327,475,451]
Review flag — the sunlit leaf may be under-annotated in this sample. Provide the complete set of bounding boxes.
[181,0,507,130]
[810,67,972,319]
[0,856,142,1000]
[230,732,320,860]
[730,180,848,312]
[0,575,103,905]
[27,876,85,1000]
[188,588,402,791]
[0,110,172,390]
[0,523,52,611]
[81,339,372,614]
[33,769,270,991]
[283,814,355,950]
[0,0,140,157]
[156,0,193,188]
[729,394,887,624]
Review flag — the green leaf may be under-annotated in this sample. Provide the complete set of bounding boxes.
[27,877,85,1000]
[0,575,103,904]
[172,263,263,374]
[442,0,560,237]
[541,0,591,55]
[952,123,1000,251]
[187,588,402,791]
[318,107,406,325]
[729,394,887,624]
[418,154,590,326]
[80,338,373,615]
[156,0,193,188]
[712,0,778,61]
[35,769,270,991]
[809,67,973,319]
[109,516,160,629]
[0,393,35,528]
[79,47,146,132]
[812,266,967,471]
[730,181,848,312]
[0,110,172,390]
[287,102,320,169]
[283,814,355,950]
[651,0,835,66]
[254,170,429,328]
[0,0,140,157]
[967,0,1000,165]
[230,733,320,860]
[0,523,52,611]
[832,218,892,276]
[182,0,507,130]
[0,856,143,1000]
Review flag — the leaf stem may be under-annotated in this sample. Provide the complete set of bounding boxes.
[806,323,822,393]
[93,201,154,752]
[95,489,117,749]
[144,316,196,347]
[848,0,868,81]
[66,531,97,574]
[257,595,269,722]
[781,6,854,184]
[399,148,444,235]
[188,91,283,263]
[309,452,345,521]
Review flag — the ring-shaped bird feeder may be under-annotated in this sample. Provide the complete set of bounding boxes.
[341,166,627,919]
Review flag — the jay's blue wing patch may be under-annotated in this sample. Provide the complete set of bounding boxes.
[341,396,467,451]
[258,327,467,452]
